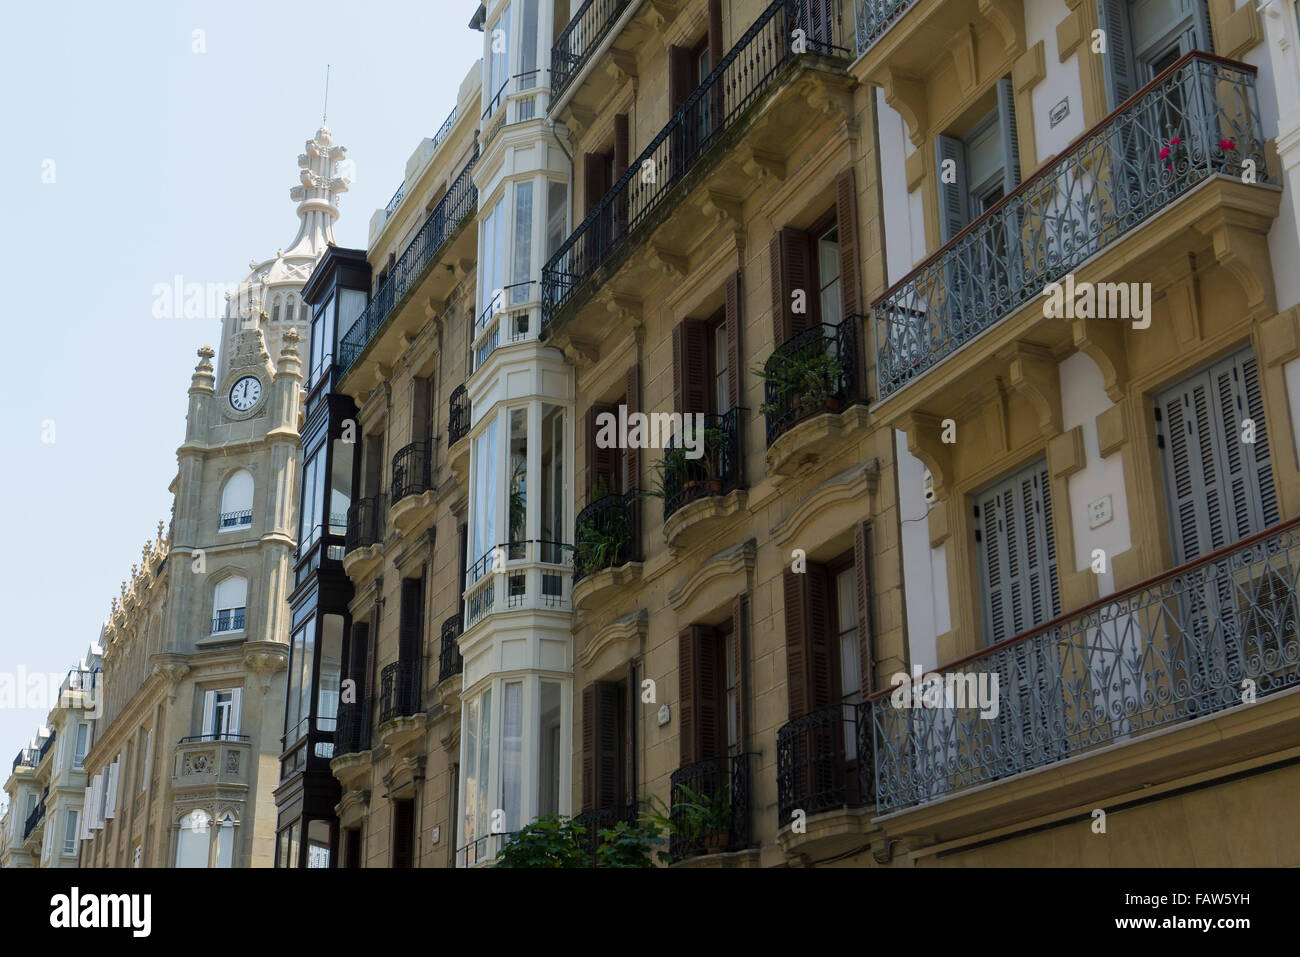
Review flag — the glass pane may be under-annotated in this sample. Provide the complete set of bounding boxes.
[462,695,480,845]
[837,568,861,697]
[818,227,841,327]
[478,688,492,843]
[473,419,500,572]
[502,682,523,831]
[714,324,729,414]
[307,819,331,868]
[511,182,533,304]
[216,817,234,867]
[546,181,567,262]
[519,0,538,85]
[541,405,565,556]
[538,681,561,816]
[509,409,527,558]
[318,615,344,731]
[329,438,354,536]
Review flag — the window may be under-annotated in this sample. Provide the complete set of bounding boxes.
[217,812,236,867]
[218,470,254,530]
[202,688,242,739]
[140,728,152,793]
[212,576,247,634]
[501,681,524,831]
[284,615,316,746]
[538,681,561,817]
[72,723,88,769]
[306,818,331,868]
[545,180,567,262]
[63,809,79,856]
[1098,0,1215,107]
[511,181,534,306]
[581,678,630,814]
[518,0,538,88]
[487,4,511,111]
[934,78,1020,244]
[277,821,301,868]
[393,800,415,868]
[478,195,508,338]
[176,810,211,867]
[508,409,528,557]
[541,404,566,552]
[712,318,729,415]
[299,448,328,552]
[472,419,500,574]
[460,687,492,857]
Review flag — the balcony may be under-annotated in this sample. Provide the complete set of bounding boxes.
[482,71,545,148]
[572,489,641,608]
[448,385,471,448]
[853,0,916,58]
[22,792,46,841]
[541,0,851,335]
[389,442,436,534]
[660,408,745,549]
[378,659,422,726]
[871,518,1300,821]
[761,319,869,478]
[11,747,37,772]
[550,0,636,104]
[210,610,245,635]
[776,703,874,856]
[333,700,368,758]
[874,53,1270,404]
[572,803,640,864]
[219,509,252,530]
[172,736,251,795]
[439,615,464,684]
[57,668,96,712]
[667,754,752,864]
[463,540,574,631]
[339,145,479,375]
[343,493,386,579]
[36,730,55,766]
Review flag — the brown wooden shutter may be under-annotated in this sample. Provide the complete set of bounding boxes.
[852,521,875,694]
[708,0,724,67]
[624,364,641,557]
[625,660,637,806]
[669,45,693,113]
[677,626,697,766]
[398,575,424,664]
[584,403,619,500]
[583,152,605,216]
[613,113,630,178]
[769,227,813,343]
[456,523,468,622]
[595,682,621,810]
[672,320,710,414]
[783,564,835,719]
[581,682,597,812]
[349,621,370,702]
[724,273,742,412]
[696,626,722,762]
[392,800,414,868]
[731,593,749,753]
[835,169,862,318]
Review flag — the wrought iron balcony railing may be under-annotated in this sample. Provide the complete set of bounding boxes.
[391,442,433,503]
[334,700,367,756]
[667,753,752,862]
[573,489,639,584]
[439,615,464,682]
[448,384,471,447]
[36,729,56,765]
[12,747,38,771]
[211,610,246,634]
[219,509,253,529]
[345,494,387,553]
[378,659,422,725]
[661,407,744,523]
[339,145,479,372]
[853,0,917,56]
[776,702,871,827]
[550,0,635,102]
[572,803,640,864]
[541,0,849,331]
[23,797,46,840]
[871,517,1300,813]
[874,52,1267,401]
[761,319,864,447]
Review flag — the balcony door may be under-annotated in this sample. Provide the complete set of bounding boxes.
[1099,0,1215,110]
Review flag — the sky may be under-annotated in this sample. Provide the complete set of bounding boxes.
[0,0,483,777]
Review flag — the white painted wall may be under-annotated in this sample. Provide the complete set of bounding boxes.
[1283,357,1300,467]
[876,88,928,283]
[1059,353,1132,596]
[1026,0,1086,164]
[896,431,948,672]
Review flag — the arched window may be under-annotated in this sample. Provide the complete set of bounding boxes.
[271,294,283,323]
[176,810,211,867]
[216,811,237,867]
[219,471,254,530]
[212,576,247,634]
[285,293,299,324]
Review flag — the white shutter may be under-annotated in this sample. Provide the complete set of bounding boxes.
[104,759,120,818]
[229,688,243,736]
[934,134,969,243]
[78,788,93,840]
[1097,0,1137,109]
[143,729,153,792]
[89,773,103,830]
[996,77,1021,192]
[201,690,216,738]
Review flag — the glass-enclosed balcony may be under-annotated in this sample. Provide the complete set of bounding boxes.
[871,518,1300,813]
[874,53,1267,402]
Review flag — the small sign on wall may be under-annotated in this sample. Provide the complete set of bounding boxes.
[1049,98,1070,128]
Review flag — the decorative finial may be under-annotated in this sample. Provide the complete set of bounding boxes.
[157,520,165,544]
[196,346,215,371]
[120,581,127,598]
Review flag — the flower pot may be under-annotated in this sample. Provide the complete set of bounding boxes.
[683,478,723,497]
[698,828,729,852]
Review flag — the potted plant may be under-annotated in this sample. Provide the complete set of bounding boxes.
[595,819,665,868]
[754,347,843,420]
[575,478,630,575]
[643,783,732,859]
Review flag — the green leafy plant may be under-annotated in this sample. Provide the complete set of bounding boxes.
[641,783,732,862]
[754,348,843,418]
[595,819,664,868]
[509,455,527,545]
[495,814,589,868]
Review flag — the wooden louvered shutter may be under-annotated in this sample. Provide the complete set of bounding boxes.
[784,568,808,719]
[835,170,861,319]
[625,661,638,805]
[677,627,698,766]
[669,45,693,113]
[695,626,722,761]
[996,77,1022,192]
[585,402,618,500]
[457,524,469,622]
[724,273,742,412]
[672,320,711,414]
[392,800,414,868]
[581,683,597,811]
[852,522,875,694]
[935,134,969,243]
[613,113,630,178]
[769,228,814,343]
[1191,0,1214,52]
[624,365,641,556]
[349,621,370,703]
[584,152,606,216]
[976,460,1060,644]
[1237,353,1278,528]
[730,593,750,752]
[783,565,836,719]
[595,682,621,810]
[399,575,423,663]
[1097,0,1137,109]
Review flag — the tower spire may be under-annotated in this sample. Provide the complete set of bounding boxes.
[286,126,349,258]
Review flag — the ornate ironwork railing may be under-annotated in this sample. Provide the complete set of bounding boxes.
[448,385,471,447]
[762,319,864,447]
[573,803,640,864]
[339,145,479,371]
[378,659,422,725]
[541,0,849,331]
[439,615,464,682]
[334,700,367,756]
[854,0,916,56]
[345,494,386,553]
[23,796,46,840]
[874,52,1267,401]
[36,729,56,764]
[178,732,252,744]
[872,518,1300,813]
[391,442,433,503]
[668,753,751,861]
[573,489,638,584]
[432,104,458,148]
[550,0,635,101]
[384,181,405,218]
[776,702,871,826]
[219,509,253,529]
[661,407,744,523]
[12,747,38,771]
[211,610,246,634]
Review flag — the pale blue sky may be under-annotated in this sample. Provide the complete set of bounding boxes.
[0,0,482,773]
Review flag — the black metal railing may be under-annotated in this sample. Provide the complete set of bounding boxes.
[334,700,367,756]
[661,407,744,523]
[541,0,849,331]
[178,732,252,744]
[391,442,433,503]
[12,747,38,771]
[573,489,638,583]
[776,702,872,827]
[875,53,1268,401]
[345,494,387,553]
[573,803,640,864]
[378,659,422,725]
[872,517,1300,813]
[550,0,635,101]
[219,509,253,529]
[384,182,405,218]
[439,615,464,682]
[668,753,751,862]
[23,797,45,840]
[449,385,471,447]
[762,319,864,446]
[854,0,916,56]
[339,145,479,371]
[211,610,246,634]
[433,104,458,147]
[36,730,56,765]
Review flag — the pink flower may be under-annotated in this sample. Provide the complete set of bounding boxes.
[1219,137,1236,150]
[1170,137,1182,145]
[1159,146,1171,159]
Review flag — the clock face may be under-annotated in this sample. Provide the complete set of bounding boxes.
[229,375,262,412]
